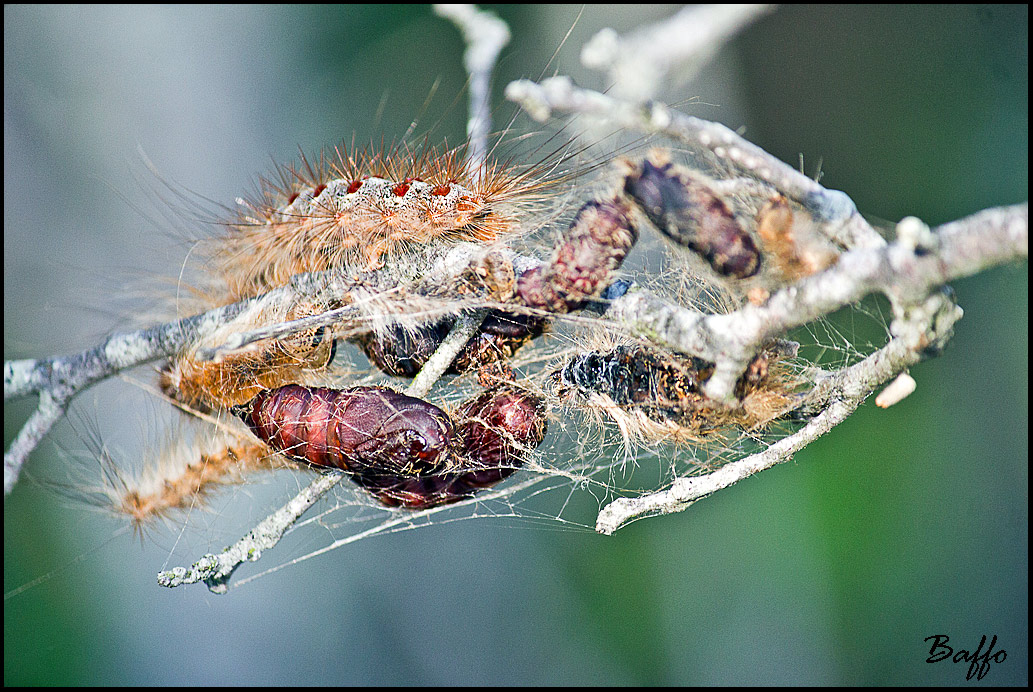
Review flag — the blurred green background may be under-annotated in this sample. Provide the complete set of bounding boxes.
[5,5,1026,685]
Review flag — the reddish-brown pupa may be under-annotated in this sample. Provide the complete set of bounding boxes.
[623,155,760,279]
[516,197,637,313]
[236,383,547,509]
[352,385,548,509]
[237,385,456,478]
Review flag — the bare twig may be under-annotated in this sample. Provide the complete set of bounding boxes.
[5,296,258,494]
[581,4,773,103]
[434,4,510,185]
[597,289,964,534]
[505,76,881,251]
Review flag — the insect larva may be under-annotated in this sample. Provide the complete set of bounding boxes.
[93,426,288,529]
[217,142,552,300]
[116,440,273,526]
[164,140,559,411]
[623,152,761,279]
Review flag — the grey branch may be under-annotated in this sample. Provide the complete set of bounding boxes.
[5,296,257,494]
[581,4,773,102]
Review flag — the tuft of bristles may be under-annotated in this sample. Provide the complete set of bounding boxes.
[98,429,288,530]
[159,296,338,411]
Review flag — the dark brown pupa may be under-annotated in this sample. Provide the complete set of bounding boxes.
[623,157,760,279]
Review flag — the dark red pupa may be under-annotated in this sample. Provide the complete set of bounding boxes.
[351,385,548,509]
[237,385,455,478]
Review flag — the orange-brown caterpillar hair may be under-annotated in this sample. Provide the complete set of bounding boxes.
[159,297,337,411]
[216,140,559,299]
[98,431,286,530]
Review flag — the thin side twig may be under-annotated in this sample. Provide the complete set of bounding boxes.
[156,311,489,592]
[597,289,965,534]
[580,4,773,103]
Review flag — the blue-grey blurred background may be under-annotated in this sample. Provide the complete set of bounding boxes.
[5,5,1027,685]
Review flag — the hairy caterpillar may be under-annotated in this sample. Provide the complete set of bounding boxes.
[217,141,556,300]
[158,138,562,413]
